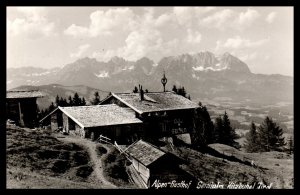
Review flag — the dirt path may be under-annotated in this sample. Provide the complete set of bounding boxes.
[56,135,117,189]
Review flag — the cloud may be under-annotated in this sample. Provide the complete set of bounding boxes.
[155,13,175,27]
[194,6,217,14]
[201,9,235,29]
[70,44,90,58]
[63,24,90,37]
[201,8,260,30]
[237,8,260,25]
[92,28,163,61]
[173,7,195,26]
[64,8,135,37]
[240,52,258,61]
[186,29,202,43]
[7,7,55,38]
[266,12,277,23]
[216,36,270,51]
[173,7,216,27]
[16,7,48,21]
[91,28,180,62]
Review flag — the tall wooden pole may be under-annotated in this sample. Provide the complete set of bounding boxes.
[18,101,24,127]
[161,71,167,92]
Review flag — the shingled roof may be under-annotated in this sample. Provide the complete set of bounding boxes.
[40,104,142,128]
[7,90,44,99]
[105,92,199,114]
[125,140,166,167]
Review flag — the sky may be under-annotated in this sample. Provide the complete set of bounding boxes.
[7,6,293,76]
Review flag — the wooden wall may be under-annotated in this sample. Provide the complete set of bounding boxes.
[102,96,195,140]
[62,113,69,132]
[87,123,143,144]
[6,98,38,128]
[132,159,150,185]
[141,109,194,139]
[51,113,58,131]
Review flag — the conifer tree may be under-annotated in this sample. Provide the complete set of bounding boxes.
[222,111,237,145]
[55,95,60,107]
[270,119,286,151]
[177,86,186,97]
[133,86,138,93]
[192,105,214,147]
[288,136,294,154]
[81,97,86,106]
[213,112,239,148]
[59,97,68,107]
[92,91,101,105]
[73,92,81,106]
[172,85,177,93]
[68,95,73,106]
[214,116,223,143]
[48,102,55,112]
[201,106,214,144]
[244,122,259,152]
[257,117,285,152]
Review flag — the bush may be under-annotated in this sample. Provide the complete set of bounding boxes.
[51,143,83,151]
[76,165,93,178]
[51,160,71,173]
[105,153,116,162]
[58,151,70,160]
[103,148,132,185]
[72,151,89,166]
[96,146,107,156]
[36,150,60,159]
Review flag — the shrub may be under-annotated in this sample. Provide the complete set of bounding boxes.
[96,146,107,156]
[76,165,93,178]
[51,160,71,173]
[72,151,89,166]
[36,150,60,159]
[103,148,132,186]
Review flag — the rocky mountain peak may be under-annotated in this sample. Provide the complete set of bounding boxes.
[136,57,154,65]
[220,52,251,73]
[108,56,127,65]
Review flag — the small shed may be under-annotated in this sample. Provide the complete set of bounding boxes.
[125,140,192,188]
[40,104,143,144]
[6,90,44,128]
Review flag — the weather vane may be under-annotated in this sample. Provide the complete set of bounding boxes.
[161,70,167,92]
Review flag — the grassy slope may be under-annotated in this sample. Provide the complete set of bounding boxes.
[209,143,293,188]
[161,143,293,189]
[101,146,136,188]
[6,124,293,189]
[6,125,99,189]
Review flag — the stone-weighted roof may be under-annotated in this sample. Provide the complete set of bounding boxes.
[125,140,166,167]
[7,90,44,99]
[40,104,142,128]
[108,92,199,114]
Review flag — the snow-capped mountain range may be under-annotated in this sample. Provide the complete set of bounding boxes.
[7,51,293,105]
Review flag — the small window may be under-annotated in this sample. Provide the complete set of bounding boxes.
[160,123,167,132]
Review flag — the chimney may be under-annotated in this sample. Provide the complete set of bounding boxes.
[139,85,144,101]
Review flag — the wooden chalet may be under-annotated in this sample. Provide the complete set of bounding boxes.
[39,104,143,144]
[6,90,44,128]
[100,90,200,143]
[124,140,193,188]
